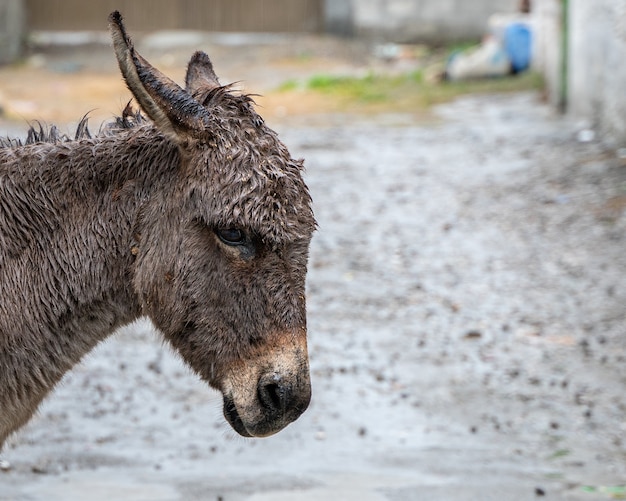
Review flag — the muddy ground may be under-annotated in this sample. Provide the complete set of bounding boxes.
[0,33,625,501]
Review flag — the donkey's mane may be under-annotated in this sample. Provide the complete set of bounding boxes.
[0,102,147,149]
[0,85,260,150]
[198,85,258,114]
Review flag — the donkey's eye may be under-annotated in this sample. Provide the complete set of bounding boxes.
[217,228,246,246]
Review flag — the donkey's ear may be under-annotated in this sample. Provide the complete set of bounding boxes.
[185,51,221,97]
[109,11,211,141]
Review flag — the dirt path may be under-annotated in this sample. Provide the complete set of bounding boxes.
[0,36,625,501]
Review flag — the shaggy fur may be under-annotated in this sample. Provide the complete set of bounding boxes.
[0,12,315,446]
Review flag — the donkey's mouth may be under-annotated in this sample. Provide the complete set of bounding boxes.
[222,396,253,437]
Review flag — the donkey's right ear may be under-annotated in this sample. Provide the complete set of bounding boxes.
[109,11,211,142]
[185,51,221,97]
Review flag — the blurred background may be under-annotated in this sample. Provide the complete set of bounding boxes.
[1,0,625,142]
[1,2,625,501]
[1,0,624,140]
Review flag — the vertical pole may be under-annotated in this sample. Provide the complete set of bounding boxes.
[559,0,569,112]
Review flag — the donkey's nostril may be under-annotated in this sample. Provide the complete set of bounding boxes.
[257,374,289,414]
[244,369,311,436]
[266,383,283,409]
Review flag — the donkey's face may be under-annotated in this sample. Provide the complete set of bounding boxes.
[110,13,315,437]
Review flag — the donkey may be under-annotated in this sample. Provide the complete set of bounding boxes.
[0,11,315,448]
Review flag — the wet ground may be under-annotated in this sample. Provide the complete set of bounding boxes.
[1,34,625,501]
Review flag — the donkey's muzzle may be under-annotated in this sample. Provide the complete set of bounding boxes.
[221,333,311,438]
[223,369,311,438]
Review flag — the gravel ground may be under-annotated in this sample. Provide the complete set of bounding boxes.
[0,38,625,501]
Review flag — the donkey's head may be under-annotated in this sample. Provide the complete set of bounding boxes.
[109,12,315,437]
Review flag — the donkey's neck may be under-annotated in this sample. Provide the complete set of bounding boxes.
[0,128,179,445]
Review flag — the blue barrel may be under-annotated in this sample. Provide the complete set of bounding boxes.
[504,23,532,73]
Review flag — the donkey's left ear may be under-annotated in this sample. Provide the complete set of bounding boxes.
[109,11,211,142]
[185,51,221,97]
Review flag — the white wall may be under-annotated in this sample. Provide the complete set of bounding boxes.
[326,0,521,42]
[568,0,626,143]
[532,0,564,109]
[534,0,626,144]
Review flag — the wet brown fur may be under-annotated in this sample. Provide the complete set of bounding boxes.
[0,12,315,446]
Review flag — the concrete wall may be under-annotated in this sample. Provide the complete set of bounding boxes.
[534,0,626,144]
[568,0,626,144]
[0,0,25,64]
[532,0,564,110]
[326,0,521,43]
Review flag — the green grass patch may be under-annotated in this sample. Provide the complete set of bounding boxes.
[306,72,389,102]
[277,79,299,92]
[277,68,544,112]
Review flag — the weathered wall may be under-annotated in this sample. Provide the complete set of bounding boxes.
[326,0,520,43]
[568,0,626,144]
[0,0,24,64]
[25,0,323,32]
[534,0,626,144]
[532,0,564,110]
